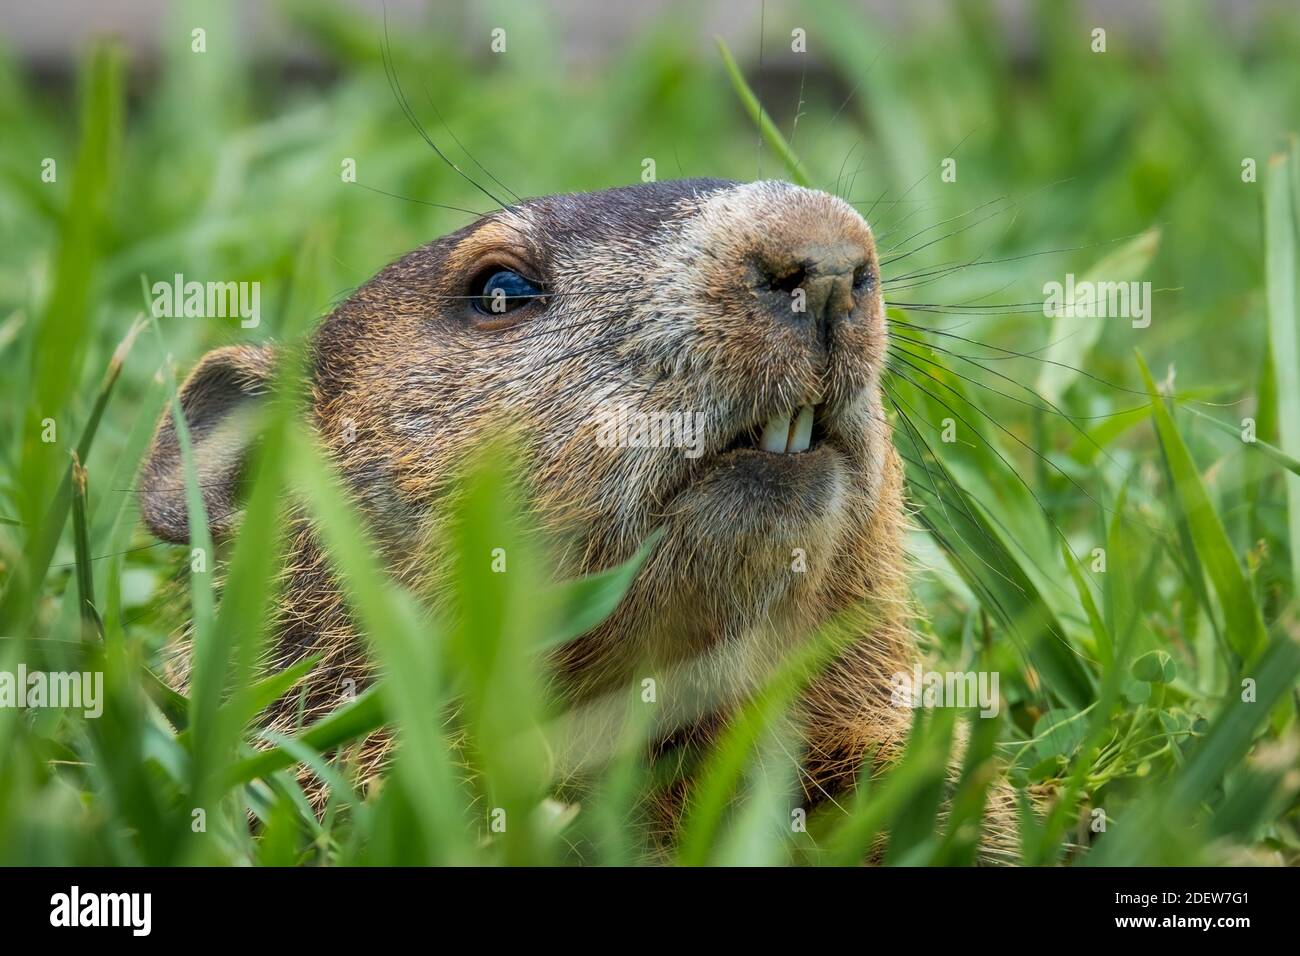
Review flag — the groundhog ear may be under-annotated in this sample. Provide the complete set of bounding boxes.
[139,344,277,544]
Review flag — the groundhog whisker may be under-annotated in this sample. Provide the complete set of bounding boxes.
[888,338,1176,549]
[838,148,866,201]
[885,300,1048,314]
[888,341,1092,421]
[878,178,1095,284]
[892,435,1072,624]
[843,161,869,206]
[379,15,510,211]
[861,128,984,231]
[882,382,1029,595]
[933,476,1104,668]
[893,320,1239,415]
[889,275,1028,312]
[859,167,943,229]
[886,324,1049,362]
[857,196,948,245]
[351,180,489,218]
[844,192,943,213]
[876,193,1017,253]
[881,175,1076,249]
[885,390,1023,590]
[51,540,169,569]
[879,203,1021,268]
[879,177,1073,257]
[895,448,1035,606]
[889,322,1242,541]
[884,355,1110,532]
[830,140,861,199]
[421,84,523,206]
[883,257,993,288]
[888,328,1150,420]
[887,332,1145,424]
[887,318,1154,397]
[863,185,939,234]
[886,340,1147,538]
[882,234,1142,289]
[883,360,1122,595]
[886,395,995,535]
[901,488,1066,696]
[890,271,1030,311]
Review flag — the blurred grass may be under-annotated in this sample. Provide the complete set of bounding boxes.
[0,0,1298,865]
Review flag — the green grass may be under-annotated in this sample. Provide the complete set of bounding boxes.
[1,0,1298,865]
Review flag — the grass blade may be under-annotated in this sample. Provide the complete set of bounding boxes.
[675,622,855,866]
[224,685,386,788]
[290,426,471,863]
[715,38,812,186]
[1265,142,1300,593]
[18,41,123,512]
[538,528,663,651]
[1035,229,1160,405]
[0,317,144,631]
[1138,352,1267,662]
[1183,403,1300,477]
[68,452,102,640]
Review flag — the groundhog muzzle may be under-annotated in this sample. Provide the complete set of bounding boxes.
[138,177,1015,859]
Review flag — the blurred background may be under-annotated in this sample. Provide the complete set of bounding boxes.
[0,0,1272,67]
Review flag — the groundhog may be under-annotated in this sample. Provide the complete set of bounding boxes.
[138,178,1017,860]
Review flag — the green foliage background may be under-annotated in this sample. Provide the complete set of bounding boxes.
[1,0,1298,865]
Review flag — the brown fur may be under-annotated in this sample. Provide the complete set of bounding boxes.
[140,178,1017,861]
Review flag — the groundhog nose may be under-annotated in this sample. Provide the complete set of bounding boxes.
[753,240,867,344]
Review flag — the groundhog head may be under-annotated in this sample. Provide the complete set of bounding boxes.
[140,178,902,692]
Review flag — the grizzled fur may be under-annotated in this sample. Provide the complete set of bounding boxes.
[140,179,1017,858]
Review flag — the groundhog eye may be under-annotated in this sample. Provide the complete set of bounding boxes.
[473,269,543,316]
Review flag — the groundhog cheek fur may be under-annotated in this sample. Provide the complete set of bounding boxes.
[140,178,1018,861]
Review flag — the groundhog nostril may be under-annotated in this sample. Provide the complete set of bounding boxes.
[758,266,858,339]
[753,242,868,339]
[765,264,808,295]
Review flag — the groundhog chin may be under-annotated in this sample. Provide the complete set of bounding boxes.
[662,443,851,577]
[622,444,852,651]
